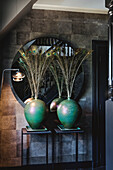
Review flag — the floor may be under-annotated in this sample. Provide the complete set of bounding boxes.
[0,166,105,170]
[66,168,105,170]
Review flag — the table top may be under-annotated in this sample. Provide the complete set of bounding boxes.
[22,128,52,135]
[54,126,84,134]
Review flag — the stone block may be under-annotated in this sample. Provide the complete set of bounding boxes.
[71,34,92,48]
[1,116,16,130]
[1,157,21,167]
[0,131,1,145]
[61,134,73,142]
[57,11,71,20]
[55,154,73,163]
[55,141,72,157]
[1,143,17,159]
[31,19,45,32]
[31,19,58,34]
[17,32,31,45]
[0,117,2,129]
[1,86,16,101]
[72,21,99,36]
[72,139,87,155]
[1,130,17,145]
[73,154,86,161]
[98,23,108,36]
[58,34,71,43]
[30,9,45,19]
[17,143,21,157]
[69,12,85,21]
[61,141,72,155]
[98,35,108,41]
[84,13,108,23]
[15,101,26,130]
[16,130,21,144]
[44,10,58,19]
[30,32,44,40]
[1,99,16,116]
[0,145,1,159]
[30,134,51,143]
[57,21,72,34]
[23,142,52,164]
[23,156,46,165]
[29,141,46,157]
[16,110,28,130]
[16,19,31,32]
[30,134,46,142]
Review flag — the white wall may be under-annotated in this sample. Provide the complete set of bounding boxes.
[33,0,108,14]
[1,0,31,31]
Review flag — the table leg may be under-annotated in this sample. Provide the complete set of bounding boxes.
[59,134,62,162]
[27,135,30,165]
[76,133,78,162]
[46,134,48,164]
[21,129,23,166]
[52,133,54,170]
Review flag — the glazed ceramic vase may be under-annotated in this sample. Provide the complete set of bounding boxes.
[57,98,79,128]
[50,97,64,112]
[24,99,46,129]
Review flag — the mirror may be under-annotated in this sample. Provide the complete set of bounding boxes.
[11,37,84,107]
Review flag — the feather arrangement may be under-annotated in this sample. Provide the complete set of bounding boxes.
[18,45,54,100]
[53,46,92,99]
[49,60,64,98]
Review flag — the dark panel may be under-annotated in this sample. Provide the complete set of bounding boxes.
[106,100,113,170]
[105,0,111,8]
[92,40,108,167]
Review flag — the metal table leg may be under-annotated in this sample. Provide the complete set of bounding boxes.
[76,133,78,162]
[21,129,23,166]
[46,134,48,164]
[52,133,54,170]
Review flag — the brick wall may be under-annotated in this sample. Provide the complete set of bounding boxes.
[0,9,108,166]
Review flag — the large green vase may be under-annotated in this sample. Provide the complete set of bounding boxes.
[24,99,46,129]
[50,97,64,112]
[57,98,79,128]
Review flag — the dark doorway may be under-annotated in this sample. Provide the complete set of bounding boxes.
[92,40,108,167]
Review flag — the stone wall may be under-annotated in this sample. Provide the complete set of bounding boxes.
[0,9,108,167]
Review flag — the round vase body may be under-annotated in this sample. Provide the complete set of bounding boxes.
[57,99,79,128]
[50,97,64,112]
[24,99,46,129]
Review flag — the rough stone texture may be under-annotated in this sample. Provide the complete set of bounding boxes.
[0,9,108,167]
[1,116,16,130]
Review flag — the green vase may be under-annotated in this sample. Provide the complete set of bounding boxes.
[24,99,46,129]
[50,97,64,112]
[57,98,79,128]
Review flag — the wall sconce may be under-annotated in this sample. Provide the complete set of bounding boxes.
[12,71,25,82]
[0,68,25,97]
